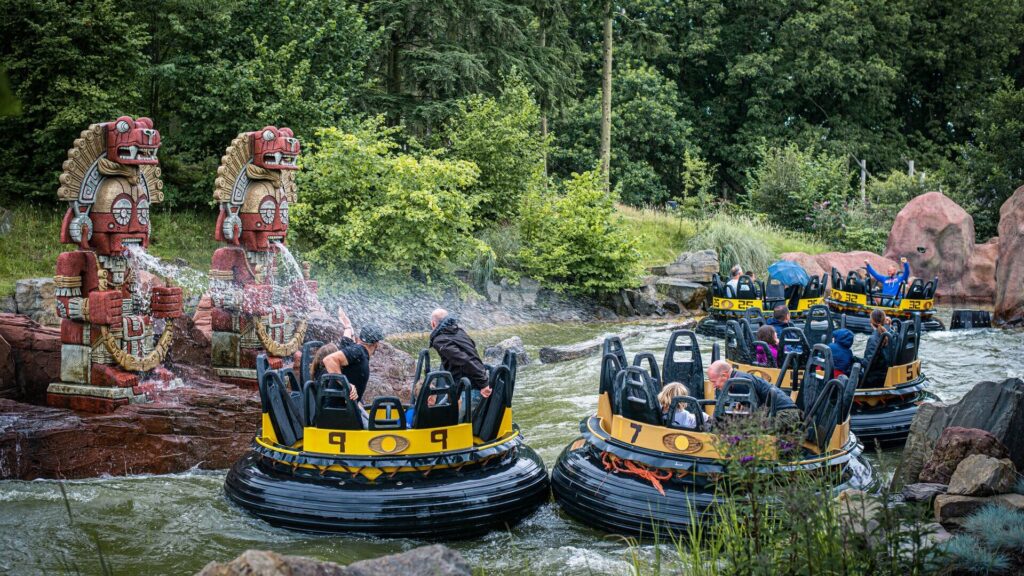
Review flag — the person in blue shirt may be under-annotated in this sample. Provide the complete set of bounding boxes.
[864,257,910,305]
[827,328,856,376]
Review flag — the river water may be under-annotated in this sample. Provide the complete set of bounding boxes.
[2,314,1022,575]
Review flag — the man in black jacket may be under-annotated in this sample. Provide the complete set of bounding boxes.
[429,309,491,411]
[708,360,801,432]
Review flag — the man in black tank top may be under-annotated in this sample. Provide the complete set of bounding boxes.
[320,307,386,403]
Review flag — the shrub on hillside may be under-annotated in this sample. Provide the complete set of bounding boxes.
[688,213,774,278]
[517,171,641,294]
[293,118,484,282]
[446,75,546,224]
[747,144,851,233]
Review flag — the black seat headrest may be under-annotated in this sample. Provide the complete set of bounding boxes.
[666,396,706,431]
[632,352,662,388]
[315,373,364,431]
[474,365,511,441]
[713,377,761,420]
[299,340,324,386]
[603,336,628,371]
[803,304,834,345]
[368,396,406,430]
[412,371,467,429]
[798,344,833,411]
[662,330,705,400]
[617,366,662,426]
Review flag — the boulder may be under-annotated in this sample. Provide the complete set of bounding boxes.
[995,184,1024,326]
[14,277,58,326]
[0,333,13,399]
[484,278,539,307]
[655,277,707,309]
[838,490,884,545]
[947,455,1017,496]
[884,191,995,303]
[892,379,1024,489]
[483,336,530,367]
[919,427,1009,485]
[664,250,719,282]
[363,341,415,400]
[901,483,948,503]
[933,493,1024,527]
[0,313,61,403]
[779,252,826,278]
[196,545,471,576]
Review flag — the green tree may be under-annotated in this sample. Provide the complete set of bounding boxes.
[517,170,641,293]
[292,118,483,281]
[553,65,702,206]
[359,0,580,136]
[0,0,149,203]
[446,75,546,224]
[747,143,851,234]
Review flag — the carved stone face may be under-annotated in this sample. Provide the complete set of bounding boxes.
[106,116,160,166]
[89,179,151,255]
[250,126,299,170]
[238,181,288,252]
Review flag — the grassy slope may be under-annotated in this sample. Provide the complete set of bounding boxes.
[0,203,218,295]
[616,205,830,270]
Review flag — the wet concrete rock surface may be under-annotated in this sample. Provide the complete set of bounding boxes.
[918,427,1010,485]
[196,545,471,576]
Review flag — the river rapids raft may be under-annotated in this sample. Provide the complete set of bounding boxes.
[551,330,874,536]
[721,304,933,445]
[224,345,549,538]
[696,272,828,338]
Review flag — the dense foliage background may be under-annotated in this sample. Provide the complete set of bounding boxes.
[1,0,1022,293]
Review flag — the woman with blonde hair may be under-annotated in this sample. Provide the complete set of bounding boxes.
[658,381,697,429]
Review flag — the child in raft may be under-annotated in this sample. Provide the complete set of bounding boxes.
[658,382,698,429]
[755,324,780,367]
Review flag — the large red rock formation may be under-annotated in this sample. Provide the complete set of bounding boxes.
[995,185,1024,327]
[884,191,997,303]
[0,313,60,403]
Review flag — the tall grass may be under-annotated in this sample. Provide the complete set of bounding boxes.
[627,418,943,576]
[688,213,830,278]
[0,203,218,296]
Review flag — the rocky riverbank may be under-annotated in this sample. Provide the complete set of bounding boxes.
[197,545,470,576]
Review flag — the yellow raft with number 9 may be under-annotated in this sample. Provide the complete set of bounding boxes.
[550,330,874,536]
[224,347,549,538]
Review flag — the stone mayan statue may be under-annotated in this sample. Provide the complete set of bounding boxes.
[50,117,183,412]
[209,126,317,385]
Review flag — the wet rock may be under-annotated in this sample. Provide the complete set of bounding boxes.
[484,278,539,307]
[0,313,61,403]
[364,341,416,401]
[0,295,16,314]
[919,427,1009,485]
[613,289,636,317]
[891,379,1024,490]
[995,184,1024,326]
[196,545,471,576]
[346,544,471,576]
[884,191,995,303]
[901,483,948,503]
[663,250,719,282]
[947,455,1017,496]
[933,493,1024,528]
[655,278,707,309]
[595,306,619,321]
[191,294,213,340]
[14,278,58,326]
[483,336,530,367]
[0,334,13,399]
[839,489,883,546]
[661,300,682,315]
[539,338,604,364]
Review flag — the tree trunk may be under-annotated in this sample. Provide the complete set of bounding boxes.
[540,27,548,178]
[600,1,613,195]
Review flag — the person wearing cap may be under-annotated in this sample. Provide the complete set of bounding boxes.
[318,306,386,403]
[429,308,490,412]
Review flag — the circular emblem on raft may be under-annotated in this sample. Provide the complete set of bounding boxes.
[368,434,410,455]
[720,300,734,310]
[662,433,703,455]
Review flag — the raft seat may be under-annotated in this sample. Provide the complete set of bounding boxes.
[665,396,706,431]
[785,284,803,310]
[474,364,512,441]
[662,330,705,400]
[751,340,777,368]
[713,377,761,421]
[631,352,661,388]
[803,304,834,345]
[797,344,833,412]
[368,397,406,430]
[412,371,467,429]
[764,278,786,311]
[314,374,364,430]
[259,368,304,446]
[615,367,661,426]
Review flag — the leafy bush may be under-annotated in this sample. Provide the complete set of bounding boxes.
[516,171,642,294]
[747,144,851,233]
[292,118,484,282]
[468,225,521,289]
[446,75,546,224]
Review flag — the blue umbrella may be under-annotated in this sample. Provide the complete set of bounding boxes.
[768,260,810,287]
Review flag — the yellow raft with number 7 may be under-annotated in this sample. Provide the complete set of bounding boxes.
[224,346,549,538]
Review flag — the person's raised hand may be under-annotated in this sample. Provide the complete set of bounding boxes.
[900,256,907,264]
[480,386,492,398]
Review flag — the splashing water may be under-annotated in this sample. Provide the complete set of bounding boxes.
[124,245,209,295]
[272,241,319,318]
